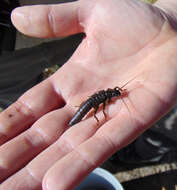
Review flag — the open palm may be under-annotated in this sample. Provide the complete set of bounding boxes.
[0,0,177,189]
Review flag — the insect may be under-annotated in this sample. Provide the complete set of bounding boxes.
[69,85,127,127]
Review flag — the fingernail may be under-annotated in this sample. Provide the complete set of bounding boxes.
[11,7,30,29]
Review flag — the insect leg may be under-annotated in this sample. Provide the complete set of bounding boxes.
[93,106,99,123]
[102,101,107,119]
[108,97,112,103]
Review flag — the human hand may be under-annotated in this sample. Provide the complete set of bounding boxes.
[1,0,177,189]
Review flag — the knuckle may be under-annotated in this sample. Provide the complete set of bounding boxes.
[24,128,50,149]
[57,136,74,153]
[33,126,54,146]
[75,148,96,167]
[6,100,36,120]
[0,100,35,139]
[25,166,42,184]
[95,133,116,152]
[47,5,57,37]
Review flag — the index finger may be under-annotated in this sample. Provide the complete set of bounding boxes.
[0,79,65,145]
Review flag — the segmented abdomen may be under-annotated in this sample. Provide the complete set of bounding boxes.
[69,90,108,127]
[68,99,92,126]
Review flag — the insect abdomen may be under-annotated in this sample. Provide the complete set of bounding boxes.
[68,100,92,126]
[69,88,122,126]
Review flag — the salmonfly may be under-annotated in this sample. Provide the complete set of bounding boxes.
[68,74,139,127]
[68,86,126,127]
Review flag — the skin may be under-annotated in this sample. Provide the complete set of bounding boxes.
[0,0,177,189]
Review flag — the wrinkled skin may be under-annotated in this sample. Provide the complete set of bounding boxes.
[0,0,177,189]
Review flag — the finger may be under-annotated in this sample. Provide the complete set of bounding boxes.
[0,79,65,145]
[0,107,71,183]
[0,117,100,190]
[11,2,82,38]
[43,108,145,190]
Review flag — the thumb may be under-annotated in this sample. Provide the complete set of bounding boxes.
[11,2,82,38]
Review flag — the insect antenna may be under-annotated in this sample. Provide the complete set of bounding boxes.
[118,74,142,124]
[120,74,140,89]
